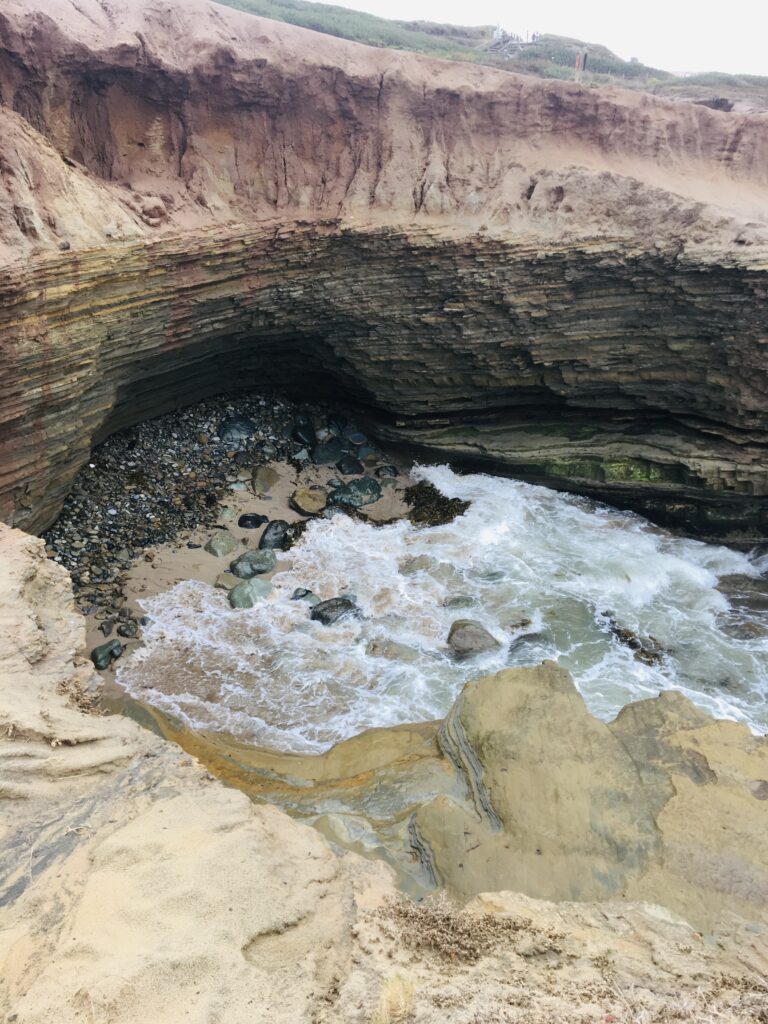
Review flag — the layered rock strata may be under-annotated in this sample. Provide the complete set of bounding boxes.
[1,0,768,537]
[2,524,768,1022]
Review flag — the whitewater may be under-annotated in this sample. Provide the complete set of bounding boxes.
[118,465,768,753]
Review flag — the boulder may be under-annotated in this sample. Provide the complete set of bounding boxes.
[329,477,382,508]
[289,486,327,516]
[336,455,364,476]
[228,578,273,608]
[204,530,239,557]
[292,414,316,448]
[90,638,122,670]
[238,513,268,529]
[365,639,420,662]
[312,439,346,465]
[447,619,501,656]
[229,549,277,579]
[258,520,290,549]
[251,465,280,495]
[214,572,240,590]
[310,597,359,625]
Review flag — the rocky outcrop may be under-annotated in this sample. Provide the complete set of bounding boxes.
[2,523,768,1022]
[174,660,768,935]
[1,0,768,538]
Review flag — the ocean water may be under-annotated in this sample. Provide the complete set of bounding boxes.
[118,465,768,753]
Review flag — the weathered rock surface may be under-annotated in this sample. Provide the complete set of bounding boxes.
[416,662,768,931]
[181,660,768,936]
[2,524,767,1021]
[0,0,767,537]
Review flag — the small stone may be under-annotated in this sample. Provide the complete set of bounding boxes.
[292,587,321,606]
[238,513,268,529]
[312,439,346,465]
[357,446,379,464]
[197,433,209,445]
[229,548,277,578]
[329,477,382,508]
[98,620,115,637]
[204,531,239,557]
[218,415,256,445]
[443,594,475,609]
[251,465,281,494]
[310,597,359,626]
[90,639,122,670]
[215,572,241,590]
[292,415,317,447]
[345,431,367,446]
[447,619,501,657]
[290,486,327,516]
[366,639,420,662]
[375,465,400,478]
[259,520,290,549]
[117,620,139,638]
[336,455,364,476]
[228,577,273,608]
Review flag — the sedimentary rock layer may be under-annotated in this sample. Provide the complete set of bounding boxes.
[1,0,768,535]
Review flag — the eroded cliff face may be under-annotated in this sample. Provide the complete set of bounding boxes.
[2,525,767,1022]
[1,0,768,536]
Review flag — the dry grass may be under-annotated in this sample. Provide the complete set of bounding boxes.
[371,974,415,1024]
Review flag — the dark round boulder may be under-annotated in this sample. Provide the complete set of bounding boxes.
[329,477,382,508]
[310,597,359,626]
[90,638,123,670]
[312,438,346,465]
[336,455,364,476]
[258,520,290,549]
[238,513,269,529]
[292,414,317,448]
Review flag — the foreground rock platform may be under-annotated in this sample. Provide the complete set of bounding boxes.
[2,522,768,1021]
[1,0,768,538]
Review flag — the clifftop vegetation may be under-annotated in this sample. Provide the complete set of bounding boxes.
[214,0,768,108]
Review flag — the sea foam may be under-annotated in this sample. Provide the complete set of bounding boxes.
[118,465,768,752]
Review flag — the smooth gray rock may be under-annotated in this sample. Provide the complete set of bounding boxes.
[229,548,277,578]
[447,619,501,657]
[204,531,239,557]
[228,577,273,608]
[310,597,359,625]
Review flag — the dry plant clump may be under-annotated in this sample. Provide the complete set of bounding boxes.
[378,892,542,964]
[56,679,103,716]
[371,973,416,1024]
[604,983,768,1024]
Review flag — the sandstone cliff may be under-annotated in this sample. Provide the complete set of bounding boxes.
[2,524,768,1022]
[1,0,768,537]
